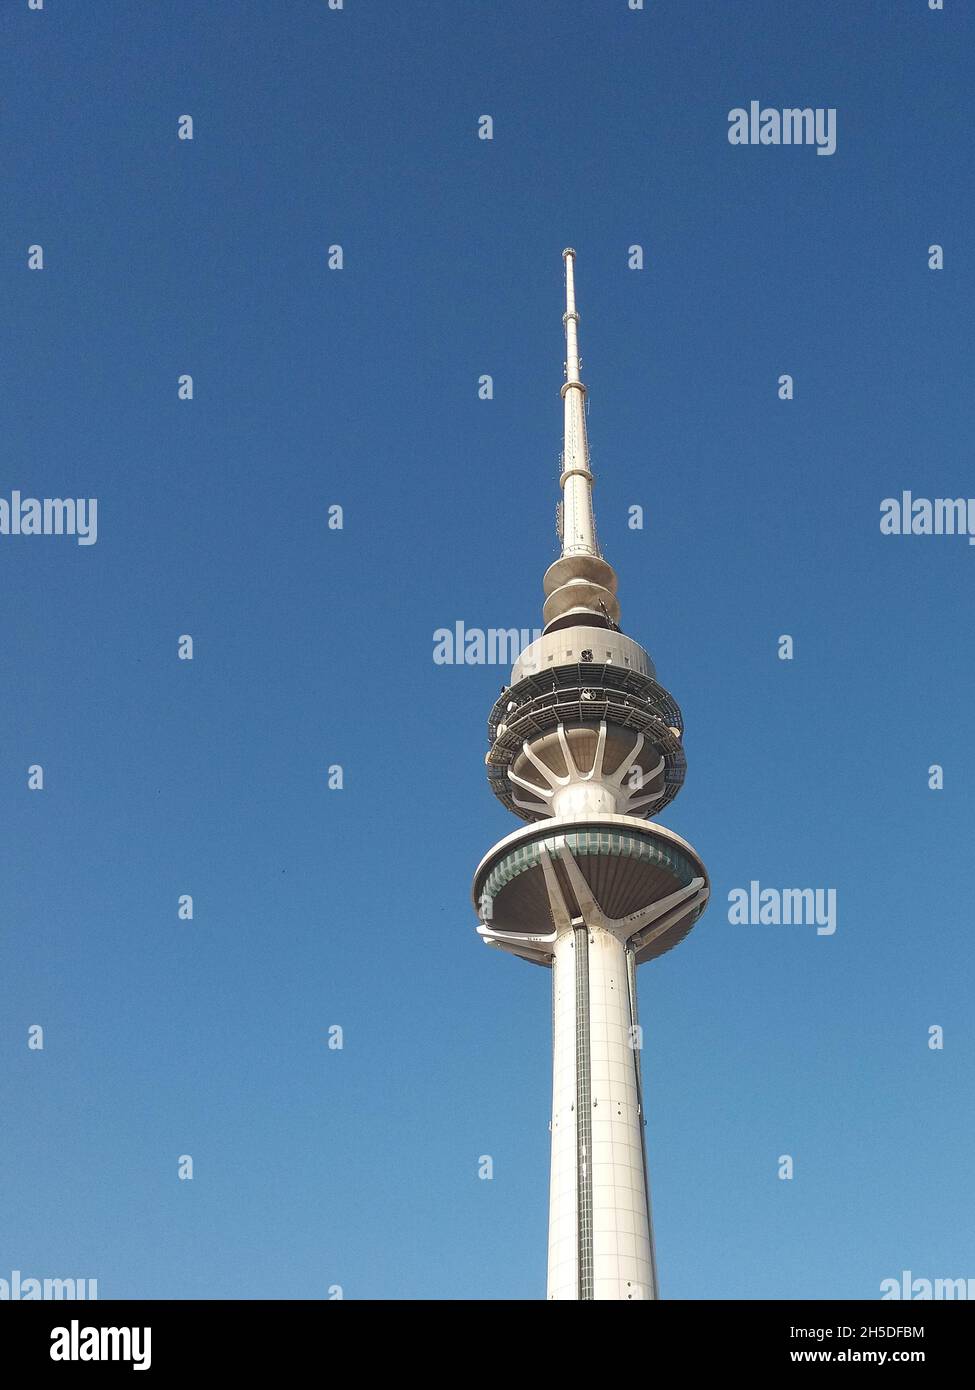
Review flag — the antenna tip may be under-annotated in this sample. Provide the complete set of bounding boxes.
[562,247,576,260]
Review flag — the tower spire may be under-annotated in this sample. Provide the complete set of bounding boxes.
[542,251,621,633]
[560,248,598,558]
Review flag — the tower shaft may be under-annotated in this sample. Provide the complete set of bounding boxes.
[548,920,656,1299]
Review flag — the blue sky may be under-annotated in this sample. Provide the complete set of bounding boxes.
[2,0,972,1300]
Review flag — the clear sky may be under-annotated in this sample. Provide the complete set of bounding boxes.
[2,0,972,1301]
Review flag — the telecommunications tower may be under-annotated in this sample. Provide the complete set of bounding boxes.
[472,250,709,1300]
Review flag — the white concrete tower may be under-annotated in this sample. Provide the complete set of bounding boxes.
[472,251,709,1300]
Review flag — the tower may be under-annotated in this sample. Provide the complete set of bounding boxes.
[471,250,709,1301]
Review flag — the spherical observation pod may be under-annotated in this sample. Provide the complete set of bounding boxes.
[472,814,709,967]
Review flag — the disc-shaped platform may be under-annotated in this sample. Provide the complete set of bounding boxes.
[472,814,709,965]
